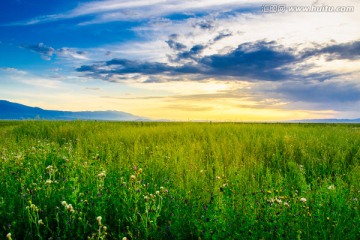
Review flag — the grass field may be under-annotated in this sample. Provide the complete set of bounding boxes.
[0,121,359,239]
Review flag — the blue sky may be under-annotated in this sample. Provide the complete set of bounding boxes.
[1,0,360,121]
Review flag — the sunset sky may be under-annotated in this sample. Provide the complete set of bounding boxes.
[1,0,360,121]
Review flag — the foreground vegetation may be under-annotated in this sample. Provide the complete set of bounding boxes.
[0,121,359,239]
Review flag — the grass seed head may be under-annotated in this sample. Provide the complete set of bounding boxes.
[97,216,102,225]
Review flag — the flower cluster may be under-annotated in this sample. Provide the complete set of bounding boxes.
[267,197,282,205]
[46,165,54,173]
[26,201,39,212]
[97,171,106,178]
[45,179,52,185]
[61,201,75,213]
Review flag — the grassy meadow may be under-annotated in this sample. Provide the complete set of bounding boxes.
[0,121,359,239]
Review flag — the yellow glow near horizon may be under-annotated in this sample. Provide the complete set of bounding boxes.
[4,75,342,121]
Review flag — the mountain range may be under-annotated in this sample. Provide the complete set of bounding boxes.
[1,100,360,122]
[288,118,360,123]
[0,100,146,121]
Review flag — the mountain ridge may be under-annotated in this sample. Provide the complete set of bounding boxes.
[1,100,360,122]
[288,118,360,123]
[0,100,147,121]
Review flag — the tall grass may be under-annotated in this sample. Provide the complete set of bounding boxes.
[0,121,359,239]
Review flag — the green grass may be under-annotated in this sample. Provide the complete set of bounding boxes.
[0,121,359,239]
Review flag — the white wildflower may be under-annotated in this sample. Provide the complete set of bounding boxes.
[66,204,74,213]
[97,171,106,178]
[299,165,305,174]
[327,185,335,190]
[96,216,102,225]
[45,179,52,185]
[300,197,307,203]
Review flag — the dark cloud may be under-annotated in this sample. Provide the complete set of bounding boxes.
[213,31,232,42]
[198,41,297,80]
[105,59,174,74]
[78,40,300,81]
[302,40,360,60]
[176,44,206,60]
[276,80,360,103]
[166,39,187,51]
[58,48,87,56]
[193,20,215,30]
[23,43,88,60]
[76,50,86,55]
[23,43,55,60]
[77,40,360,83]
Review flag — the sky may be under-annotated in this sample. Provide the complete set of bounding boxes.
[0,0,360,121]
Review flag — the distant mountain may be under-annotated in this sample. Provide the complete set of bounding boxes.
[289,118,360,123]
[0,100,147,121]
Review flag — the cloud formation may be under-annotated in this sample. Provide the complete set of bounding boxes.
[78,40,359,82]
[14,0,266,25]
[77,40,296,81]
[23,43,55,60]
[23,43,88,60]
[276,80,360,103]
[302,41,360,61]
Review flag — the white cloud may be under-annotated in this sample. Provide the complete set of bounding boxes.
[15,0,278,25]
[11,0,359,26]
